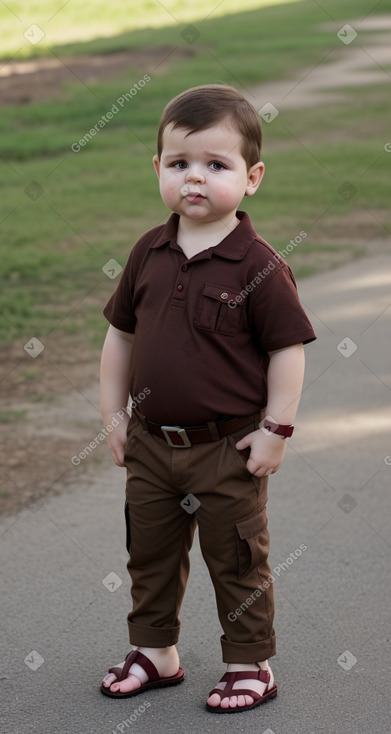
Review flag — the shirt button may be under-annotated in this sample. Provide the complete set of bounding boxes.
[220,292,228,299]
[181,264,188,272]
[177,284,183,292]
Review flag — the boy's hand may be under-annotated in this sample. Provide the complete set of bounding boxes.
[106,413,130,467]
[235,428,287,477]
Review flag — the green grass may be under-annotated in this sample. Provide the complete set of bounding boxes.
[1,0,391,344]
[0,0,302,58]
[0,410,27,423]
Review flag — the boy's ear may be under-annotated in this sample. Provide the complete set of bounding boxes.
[245,161,265,197]
[152,154,160,178]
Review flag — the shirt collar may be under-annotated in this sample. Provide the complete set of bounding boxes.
[149,211,256,261]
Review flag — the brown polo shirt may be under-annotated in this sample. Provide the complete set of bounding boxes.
[103,211,316,425]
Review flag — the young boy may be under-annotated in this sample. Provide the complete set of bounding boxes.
[100,84,316,714]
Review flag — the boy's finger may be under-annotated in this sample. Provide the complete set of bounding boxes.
[246,455,262,474]
[235,436,251,450]
[112,449,125,467]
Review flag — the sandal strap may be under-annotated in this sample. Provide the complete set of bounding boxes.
[209,686,263,702]
[111,650,160,683]
[208,668,270,698]
[108,665,122,678]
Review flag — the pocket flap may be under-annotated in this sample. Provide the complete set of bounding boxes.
[236,509,267,539]
[202,282,244,305]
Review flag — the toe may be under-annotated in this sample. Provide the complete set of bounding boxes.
[109,681,121,693]
[102,656,151,695]
[229,695,238,708]
[207,693,222,707]
[115,674,143,694]
[244,694,254,706]
[220,697,230,709]
[237,695,246,707]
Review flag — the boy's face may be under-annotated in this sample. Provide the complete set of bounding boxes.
[153,121,264,225]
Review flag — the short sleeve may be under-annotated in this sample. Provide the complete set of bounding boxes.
[248,263,316,352]
[102,221,171,334]
[103,249,136,333]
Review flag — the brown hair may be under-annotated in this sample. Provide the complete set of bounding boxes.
[156,84,262,168]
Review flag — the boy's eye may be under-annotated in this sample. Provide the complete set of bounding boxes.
[209,161,226,171]
[172,161,188,170]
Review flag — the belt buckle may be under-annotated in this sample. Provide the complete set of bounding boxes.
[161,425,191,448]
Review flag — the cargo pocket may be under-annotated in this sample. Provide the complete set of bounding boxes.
[235,509,269,579]
[124,501,131,554]
[194,282,245,335]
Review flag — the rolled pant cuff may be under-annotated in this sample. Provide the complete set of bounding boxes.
[221,634,276,663]
[128,621,181,648]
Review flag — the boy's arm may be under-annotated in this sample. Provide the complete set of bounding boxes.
[236,343,305,477]
[100,324,134,467]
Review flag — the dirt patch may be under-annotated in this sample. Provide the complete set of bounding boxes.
[0,336,110,515]
[309,208,391,244]
[0,45,197,106]
[250,31,391,110]
[249,15,391,111]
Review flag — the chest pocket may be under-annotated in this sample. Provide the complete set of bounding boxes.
[194,282,245,336]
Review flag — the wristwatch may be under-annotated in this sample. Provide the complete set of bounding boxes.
[263,420,294,438]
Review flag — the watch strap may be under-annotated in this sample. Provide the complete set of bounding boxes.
[263,420,294,438]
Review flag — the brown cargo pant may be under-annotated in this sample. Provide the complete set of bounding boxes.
[123,408,276,663]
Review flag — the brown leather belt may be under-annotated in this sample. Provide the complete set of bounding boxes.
[145,413,259,448]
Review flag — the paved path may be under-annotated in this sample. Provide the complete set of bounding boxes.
[1,255,390,734]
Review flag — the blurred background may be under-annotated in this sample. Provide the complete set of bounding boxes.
[1,0,390,513]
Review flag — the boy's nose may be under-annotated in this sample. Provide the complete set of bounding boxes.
[185,165,205,183]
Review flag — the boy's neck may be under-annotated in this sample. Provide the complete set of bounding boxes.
[176,212,241,259]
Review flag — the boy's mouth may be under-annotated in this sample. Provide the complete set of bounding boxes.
[185,193,205,202]
[180,184,205,201]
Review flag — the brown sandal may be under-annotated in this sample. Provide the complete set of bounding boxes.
[206,668,277,713]
[100,650,184,699]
